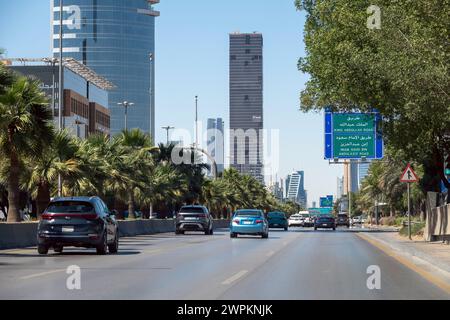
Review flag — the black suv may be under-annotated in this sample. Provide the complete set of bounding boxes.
[336,214,350,228]
[175,205,213,235]
[37,197,119,255]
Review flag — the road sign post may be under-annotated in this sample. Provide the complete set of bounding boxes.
[400,164,419,240]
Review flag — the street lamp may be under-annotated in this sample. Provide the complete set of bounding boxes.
[195,95,198,147]
[161,126,175,145]
[117,101,134,131]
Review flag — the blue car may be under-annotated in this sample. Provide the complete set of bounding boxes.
[267,211,288,230]
[230,209,269,239]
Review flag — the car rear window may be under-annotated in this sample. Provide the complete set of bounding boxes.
[268,212,284,218]
[46,201,94,213]
[300,214,309,218]
[338,214,348,218]
[235,211,261,217]
[180,207,205,214]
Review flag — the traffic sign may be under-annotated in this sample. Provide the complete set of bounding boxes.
[400,164,418,183]
[324,110,383,160]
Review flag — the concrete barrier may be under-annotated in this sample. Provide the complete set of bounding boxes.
[0,219,230,250]
[424,204,450,242]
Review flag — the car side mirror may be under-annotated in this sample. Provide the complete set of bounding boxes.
[110,209,118,217]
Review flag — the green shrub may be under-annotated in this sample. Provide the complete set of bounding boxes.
[399,222,425,237]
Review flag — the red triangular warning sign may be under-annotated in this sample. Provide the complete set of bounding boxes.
[400,164,419,183]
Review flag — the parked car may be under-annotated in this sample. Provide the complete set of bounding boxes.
[352,216,364,225]
[336,214,350,228]
[37,196,119,255]
[175,205,213,235]
[288,214,303,227]
[230,209,269,238]
[314,215,336,231]
[267,211,288,230]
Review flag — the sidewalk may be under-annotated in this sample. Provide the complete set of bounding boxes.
[361,231,450,281]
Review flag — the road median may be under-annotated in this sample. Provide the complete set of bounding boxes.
[0,219,230,250]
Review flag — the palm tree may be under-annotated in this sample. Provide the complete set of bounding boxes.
[0,75,53,222]
[107,129,158,219]
[23,130,80,218]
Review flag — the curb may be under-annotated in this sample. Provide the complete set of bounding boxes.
[357,232,450,295]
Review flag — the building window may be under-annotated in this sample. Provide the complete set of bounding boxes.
[245,49,251,54]
[244,61,249,66]
[245,35,251,44]
[244,95,249,101]
[230,55,236,60]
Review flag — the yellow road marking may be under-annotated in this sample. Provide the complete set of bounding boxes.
[357,233,450,295]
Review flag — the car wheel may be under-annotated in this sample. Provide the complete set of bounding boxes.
[96,232,108,255]
[284,227,288,231]
[230,233,236,238]
[54,246,63,253]
[210,228,214,235]
[38,245,48,255]
[108,232,119,254]
[333,227,336,231]
[314,227,317,231]
[262,233,269,239]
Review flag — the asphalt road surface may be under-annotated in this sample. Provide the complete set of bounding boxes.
[0,228,448,300]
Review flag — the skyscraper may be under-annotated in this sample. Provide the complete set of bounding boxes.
[51,0,159,137]
[229,32,264,183]
[285,171,307,208]
[358,162,371,187]
[207,118,225,176]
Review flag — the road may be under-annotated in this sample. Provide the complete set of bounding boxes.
[0,228,448,300]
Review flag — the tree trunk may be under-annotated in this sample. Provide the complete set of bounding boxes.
[6,150,21,222]
[36,182,50,219]
[128,189,136,219]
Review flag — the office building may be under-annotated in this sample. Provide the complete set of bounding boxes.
[343,160,359,194]
[358,162,371,187]
[10,59,112,138]
[51,0,160,137]
[207,118,225,176]
[337,176,344,199]
[229,32,264,183]
[285,171,307,208]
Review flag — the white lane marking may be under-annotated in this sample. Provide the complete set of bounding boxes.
[222,270,248,285]
[20,269,66,280]
[266,250,275,257]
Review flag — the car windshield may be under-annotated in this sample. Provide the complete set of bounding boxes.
[235,211,261,217]
[300,214,309,218]
[180,207,204,214]
[338,215,348,218]
[46,201,94,213]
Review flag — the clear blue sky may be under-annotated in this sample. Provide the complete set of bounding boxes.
[0,0,343,206]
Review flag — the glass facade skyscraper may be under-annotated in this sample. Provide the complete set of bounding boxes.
[229,32,264,183]
[51,0,159,137]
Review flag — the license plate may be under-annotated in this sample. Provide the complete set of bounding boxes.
[322,224,328,227]
[185,217,197,220]
[62,226,74,233]
[274,224,279,226]
[243,221,253,225]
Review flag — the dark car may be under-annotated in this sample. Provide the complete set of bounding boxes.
[336,214,350,228]
[37,197,119,255]
[267,212,288,231]
[314,215,336,231]
[175,205,213,235]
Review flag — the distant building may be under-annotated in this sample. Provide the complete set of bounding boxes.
[229,32,264,183]
[343,160,359,194]
[51,0,160,137]
[358,162,371,187]
[312,201,317,208]
[285,171,307,208]
[207,118,225,176]
[337,176,344,199]
[269,180,284,202]
[10,60,112,138]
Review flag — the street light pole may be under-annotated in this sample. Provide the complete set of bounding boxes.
[149,53,154,139]
[161,126,175,145]
[118,101,134,131]
[58,0,64,197]
[195,95,198,147]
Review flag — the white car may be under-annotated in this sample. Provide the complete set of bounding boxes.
[288,214,303,227]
